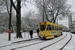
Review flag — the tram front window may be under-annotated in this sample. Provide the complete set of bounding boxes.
[40,25,46,31]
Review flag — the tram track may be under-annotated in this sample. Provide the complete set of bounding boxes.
[0,38,49,50]
[0,33,68,50]
[60,34,72,50]
[11,40,46,50]
[40,34,67,50]
[11,33,67,50]
[40,34,72,50]
[0,38,39,48]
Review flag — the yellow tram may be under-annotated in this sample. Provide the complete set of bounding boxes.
[39,22,62,39]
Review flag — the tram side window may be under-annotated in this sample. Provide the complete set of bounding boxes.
[47,25,51,30]
[59,27,60,30]
[56,27,57,30]
[54,26,55,30]
[58,27,59,30]
[54,26,56,30]
[60,27,61,30]
[53,26,54,30]
[57,27,58,30]
[60,27,62,30]
[55,27,57,30]
[55,26,56,30]
[52,25,54,30]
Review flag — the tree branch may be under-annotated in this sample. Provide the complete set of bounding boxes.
[54,7,60,23]
[11,0,17,11]
[44,2,51,22]
[3,0,10,14]
[45,10,51,22]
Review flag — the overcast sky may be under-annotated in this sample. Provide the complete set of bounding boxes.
[58,0,75,28]
[58,17,68,27]
[67,0,75,21]
[67,0,75,12]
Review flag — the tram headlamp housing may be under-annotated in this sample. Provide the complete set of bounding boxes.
[41,33,43,34]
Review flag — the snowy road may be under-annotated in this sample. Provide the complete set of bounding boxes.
[43,32,71,50]
[15,33,67,50]
[0,32,75,50]
[62,33,75,50]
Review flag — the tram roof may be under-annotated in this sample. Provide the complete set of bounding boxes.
[40,22,62,27]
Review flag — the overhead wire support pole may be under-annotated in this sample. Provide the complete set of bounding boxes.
[57,17,58,25]
[43,0,44,22]
[8,0,12,41]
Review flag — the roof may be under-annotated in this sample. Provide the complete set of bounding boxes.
[40,22,62,27]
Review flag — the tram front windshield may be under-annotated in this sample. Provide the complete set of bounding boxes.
[40,25,46,31]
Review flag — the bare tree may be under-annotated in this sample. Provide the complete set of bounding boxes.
[2,0,15,33]
[10,0,22,38]
[3,0,10,14]
[25,11,33,29]
[35,0,71,23]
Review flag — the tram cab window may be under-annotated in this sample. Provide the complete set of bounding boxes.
[40,25,46,31]
[47,25,51,30]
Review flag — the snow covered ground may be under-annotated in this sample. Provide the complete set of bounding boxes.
[63,33,75,50]
[0,32,38,46]
[0,32,75,50]
[43,32,71,50]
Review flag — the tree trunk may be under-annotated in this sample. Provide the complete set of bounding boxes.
[53,20,56,23]
[16,0,22,38]
[53,8,59,24]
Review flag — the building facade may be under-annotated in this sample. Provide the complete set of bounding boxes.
[68,12,75,32]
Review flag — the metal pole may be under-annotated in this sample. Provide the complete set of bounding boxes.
[43,0,44,22]
[8,0,12,41]
[57,17,58,25]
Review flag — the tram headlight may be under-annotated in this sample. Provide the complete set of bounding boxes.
[41,33,43,34]
[40,32,43,36]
